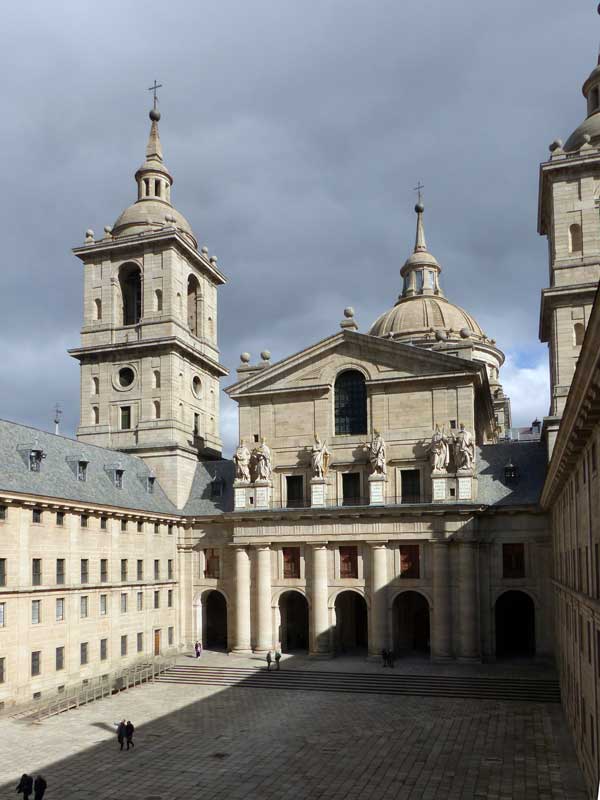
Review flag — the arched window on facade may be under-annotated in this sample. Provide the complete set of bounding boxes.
[569,223,583,254]
[574,322,585,346]
[120,263,142,325]
[94,298,102,321]
[92,377,99,395]
[334,370,367,435]
[154,289,163,312]
[92,406,99,425]
[153,370,161,389]
[187,275,201,337]
[153,400,161,420]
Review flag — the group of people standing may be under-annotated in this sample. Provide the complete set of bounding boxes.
[15,774,46,799]
[381,648,395,668]
[116,719,135,751]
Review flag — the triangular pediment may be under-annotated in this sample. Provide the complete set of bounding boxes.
[226,331,483,398]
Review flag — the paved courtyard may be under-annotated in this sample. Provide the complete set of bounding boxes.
[0,653,588,800]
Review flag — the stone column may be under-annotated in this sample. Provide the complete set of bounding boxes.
[232,546,252,653]
[310,545,330,657]
[255,545,272,652]
[369,544,388,657]
[458,542,479,661]
[431,541,452,661]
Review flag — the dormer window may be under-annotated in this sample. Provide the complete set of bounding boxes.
[115,469,124,490]
[147,475,156,494]
[77,460,88,482]
[29,447,45,472]
[210,478,224,499]
[504,460,519,483]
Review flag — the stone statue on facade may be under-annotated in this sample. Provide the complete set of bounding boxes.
[368,430,387,476]
[311,435,330,479]
[252,438,273,482]
[233,439,251,483]
[453,423,476,472]
[426,425,449,473]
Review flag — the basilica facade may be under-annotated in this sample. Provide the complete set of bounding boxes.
[1,31,600,797]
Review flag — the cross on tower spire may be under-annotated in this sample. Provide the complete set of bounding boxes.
[413,181,424,205]
[148,80,162,111]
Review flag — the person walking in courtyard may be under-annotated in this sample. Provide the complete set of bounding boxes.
[194,640,202,658]
[33,775,47,800]
[266,650,272,671]
[15,774,33,799]
[275,645,282,670]
[125,720,135,750]
[116,719,126,750]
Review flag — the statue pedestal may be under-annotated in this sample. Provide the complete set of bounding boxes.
[254,480,272,509]
[457,472,474,501]
[233,481,249,511]
[431,474,448,502]
[368,474,386,505]
[310,477,327,508]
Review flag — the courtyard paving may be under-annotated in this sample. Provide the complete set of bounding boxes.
[0,652,588,800]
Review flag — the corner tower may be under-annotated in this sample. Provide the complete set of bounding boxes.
[539,44,600,439]
[69,102,228,508]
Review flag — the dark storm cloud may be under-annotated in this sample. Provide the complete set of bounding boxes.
[0,0,593,454]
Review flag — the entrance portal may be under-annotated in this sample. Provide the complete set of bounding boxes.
[495,591,535,658]
[334,591,368,654]
[203,590,228,650]
[393,591,430,655]
[279,591,309,652]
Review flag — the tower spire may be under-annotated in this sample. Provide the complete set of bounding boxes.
[399,200,443,299]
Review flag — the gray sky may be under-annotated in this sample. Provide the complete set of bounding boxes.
[0,1,595,455]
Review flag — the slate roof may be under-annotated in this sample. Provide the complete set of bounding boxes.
[475,441,547,507]
[0,419,177,515]
[183,459,235,516]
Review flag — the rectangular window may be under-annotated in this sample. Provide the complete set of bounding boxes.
[342,473,361,506]
[55,646,64,671]
[80,514,88,528]
[121,635,127,656]
[121,519,127,532]
[204,549,220,579]
[81,559,89,584]
[154,522,160,534]
[401,470,421,503]
[137,632,143,653]
[100,516,108,531]
[56,511,64,526]
[0,602,5,627]
[120,406,131,430]
[55,598,64,622]
[283,547,300,579]
[0,504,6,521]
[32,558,42,586]
[31,599,41,624]
[120,593,128,613]
[154,590,160,609]
[502,543,525,579]
[168,589,173,608]
[32,508,42,524]
[137,520,143,533]
[80,596,88,618]
[137,559,143,581]
[120,559,128,582]
[31,651,41,676]
[168,626,174,646]
[80,642,88,665]
[286,475,304,508]
[137,591,143,611]
[100,638,107,661]
[100,558,108,583]
[339,546,358,579]
[100,594,107,616]
[56,558,65,585]
[154,560,160,580]
[399,545,420,579]
[0,558,5,586]
[0,657,4,683]
[168,524,174,536]
[168,559,173,580]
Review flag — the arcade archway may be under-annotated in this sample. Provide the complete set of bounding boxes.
[393,591,430,655]
[202,590,228,650]
[495,591,535,658]
[334,591,368,654]
[278,591,309,652]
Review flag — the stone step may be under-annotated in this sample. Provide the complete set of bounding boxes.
[156,665,561,703]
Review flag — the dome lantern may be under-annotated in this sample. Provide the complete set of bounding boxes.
[399,203,443,299]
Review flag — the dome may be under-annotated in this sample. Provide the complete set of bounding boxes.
[369,295,484,339]
[112,199,197,248]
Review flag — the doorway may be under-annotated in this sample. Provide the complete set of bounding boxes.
[334,591,368,654]
[495,591,535,658]
[279,591,309,652]
[203,590,228,650]
[393,591,430,655]
[154,629,161,656]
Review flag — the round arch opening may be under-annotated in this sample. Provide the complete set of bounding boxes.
[495,590,535,658]
[334,591,368,655]
[393,591,430,656]
[202,590,228,650]
[278,591,309,652]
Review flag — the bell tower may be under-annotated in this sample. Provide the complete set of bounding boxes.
[69,98,228,507]
[539,40,600,450]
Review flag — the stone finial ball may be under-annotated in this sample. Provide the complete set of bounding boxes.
[549,139,563,152]
[201,246,209,255]
[583,134,592,144]
[415,202,425,213]
[149,108,161,122]
[85,229,94,238]
[344,307,354,318]
[240,352,251,363]
[435,329,447,341]
[210,256,218,264]
[104,225,112,233]
[260,350,271,361]
[459,327,470,339]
